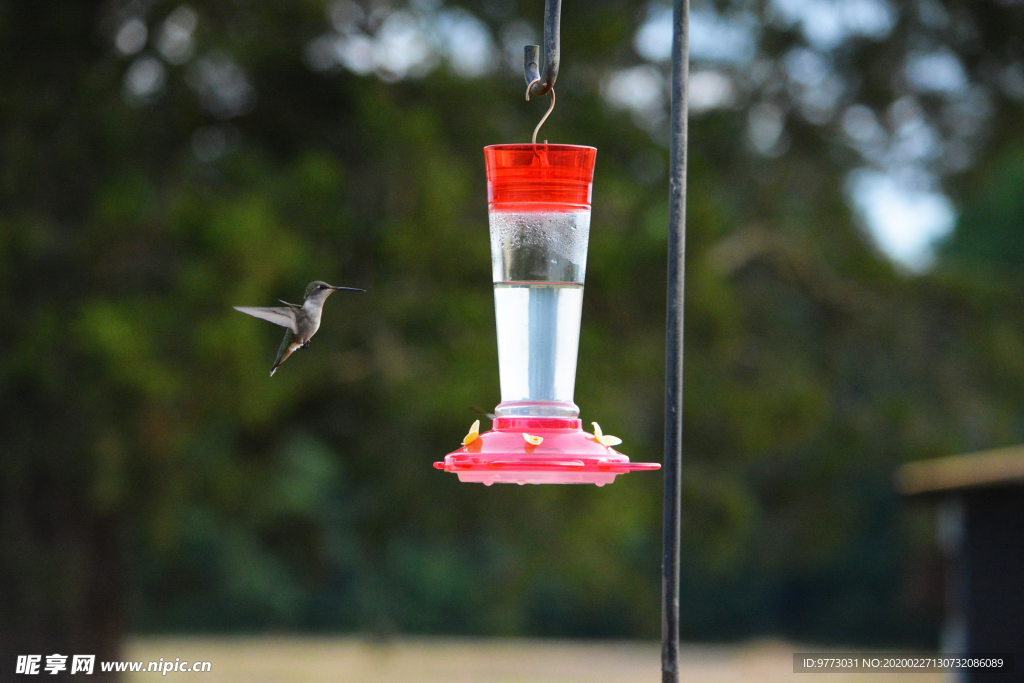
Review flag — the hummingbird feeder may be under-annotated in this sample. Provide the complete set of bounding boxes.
[433,144,660,485]
[434,0,687,678]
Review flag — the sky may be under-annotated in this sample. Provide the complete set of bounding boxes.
[847,171,954,270]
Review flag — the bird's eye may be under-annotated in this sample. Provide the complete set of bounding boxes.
[319,285,327,290]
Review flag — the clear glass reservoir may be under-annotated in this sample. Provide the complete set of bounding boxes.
[484,144,597,418]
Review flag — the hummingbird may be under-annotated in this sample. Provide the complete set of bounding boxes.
[234,281,364,376]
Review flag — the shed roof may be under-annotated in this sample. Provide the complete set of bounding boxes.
[896,444,1024,496]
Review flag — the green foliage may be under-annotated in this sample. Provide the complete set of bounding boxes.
[940,145,1024,277]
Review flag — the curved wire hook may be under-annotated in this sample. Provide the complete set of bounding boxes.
[526,78,555,144]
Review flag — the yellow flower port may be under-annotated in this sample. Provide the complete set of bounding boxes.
[462,420,480,446]
[591,422,622,448]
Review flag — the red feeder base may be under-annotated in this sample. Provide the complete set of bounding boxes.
[434,417,660,486]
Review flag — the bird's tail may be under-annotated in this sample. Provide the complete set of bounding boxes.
[270,348,293,376]
[270,329,297,376]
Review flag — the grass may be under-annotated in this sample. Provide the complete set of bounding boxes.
[126,636,944,683]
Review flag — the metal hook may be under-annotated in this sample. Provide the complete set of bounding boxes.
[526,78,555,144]
[524,0,561,99]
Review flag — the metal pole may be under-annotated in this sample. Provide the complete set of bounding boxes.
[662,0,688,681]
[523,0,561,98]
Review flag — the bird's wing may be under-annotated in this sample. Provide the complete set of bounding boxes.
[278,300,302,309]
[233,306,297,332]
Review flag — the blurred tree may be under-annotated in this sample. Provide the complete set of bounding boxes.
[939,145,1024,276]
[3,0,1024,679]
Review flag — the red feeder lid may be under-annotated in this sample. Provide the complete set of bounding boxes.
[485,144,597,212]
[434,417,660,486]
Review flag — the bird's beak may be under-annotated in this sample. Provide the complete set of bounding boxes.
[329,286,365,292]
